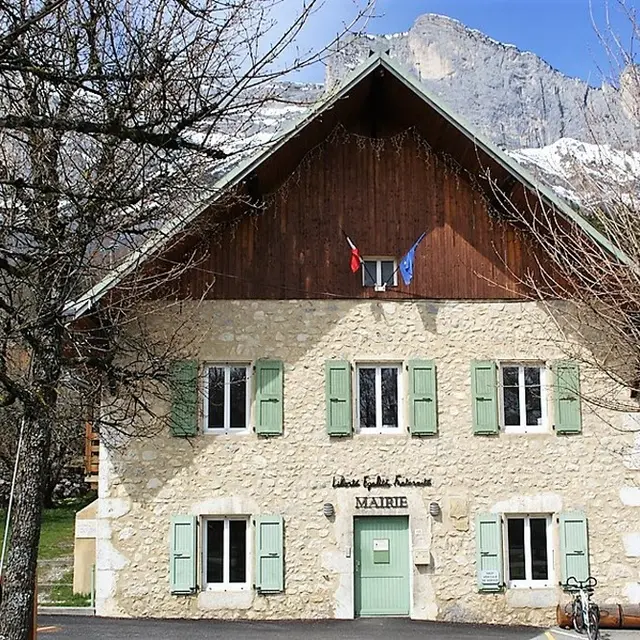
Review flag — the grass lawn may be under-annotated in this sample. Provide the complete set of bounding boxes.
[1,495,95,607]
[38,502,80,560]
[39,569,91,607]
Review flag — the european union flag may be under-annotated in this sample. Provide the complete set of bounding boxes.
[399,232,426,286]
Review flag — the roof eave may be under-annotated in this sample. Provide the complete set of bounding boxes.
[65,52,634,322]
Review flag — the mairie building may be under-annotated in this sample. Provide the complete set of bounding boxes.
[72,54,640,625]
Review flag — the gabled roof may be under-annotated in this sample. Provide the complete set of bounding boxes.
[64,53,630,321]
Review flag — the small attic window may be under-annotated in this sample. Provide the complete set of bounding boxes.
[362,258,397,289]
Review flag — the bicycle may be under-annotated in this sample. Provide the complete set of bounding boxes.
[564,576,600,640]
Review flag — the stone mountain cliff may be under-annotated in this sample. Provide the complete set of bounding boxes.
[206,14,640,203]
[326,14,639,151]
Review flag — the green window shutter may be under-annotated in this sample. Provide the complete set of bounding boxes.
[170,515,198,594]
[559,511,590,585]
[475,513,504,592]
[471,361,498,435]
[555,361,582,434]
[255,515,284,593]
[325,360,352,436]
[408,360,438,436]
[170,360,198,437]
[255,360,284,435]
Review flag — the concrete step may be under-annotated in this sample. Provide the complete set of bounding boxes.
[38,606,94,616]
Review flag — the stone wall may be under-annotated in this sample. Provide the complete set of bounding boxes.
[96,299,640,624]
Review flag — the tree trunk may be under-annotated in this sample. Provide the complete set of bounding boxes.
[0,408,52,640]
[0,324,59,640]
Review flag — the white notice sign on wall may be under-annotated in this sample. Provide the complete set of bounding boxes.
[373,538,389,552]
[480,569,500,585]
[75,519,97,539]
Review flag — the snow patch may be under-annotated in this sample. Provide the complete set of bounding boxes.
[510,138,640,205]
[260,105,308,117]
[512,138,640,183]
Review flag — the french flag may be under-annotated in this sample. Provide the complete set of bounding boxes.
[345,234,362,273]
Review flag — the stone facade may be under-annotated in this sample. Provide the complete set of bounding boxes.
[96,299,640,625]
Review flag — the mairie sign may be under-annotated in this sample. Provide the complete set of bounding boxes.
[355,496,408,509]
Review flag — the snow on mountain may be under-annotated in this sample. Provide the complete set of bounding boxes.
[513,139,640,182]
[510,139,640,205]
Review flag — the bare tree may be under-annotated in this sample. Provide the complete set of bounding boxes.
[0,1,373,637]
[491,177,640,411]
[0,401,89,510]
[490,0,640,417]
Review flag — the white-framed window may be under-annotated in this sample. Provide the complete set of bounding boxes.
[362,258,397,288]
[202,517,250,590]
[505,515,553,588]
[203,364,250,433]
[356,364,402,433]
[500,363,547,433]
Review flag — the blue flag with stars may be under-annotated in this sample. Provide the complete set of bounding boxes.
[399,232,426,286]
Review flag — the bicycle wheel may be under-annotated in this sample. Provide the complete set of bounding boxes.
[573,599,584,633]
[587,605,600,640]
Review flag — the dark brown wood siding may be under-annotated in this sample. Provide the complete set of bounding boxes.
[156,131,543,300]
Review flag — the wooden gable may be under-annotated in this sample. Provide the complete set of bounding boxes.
[149,62,553,301]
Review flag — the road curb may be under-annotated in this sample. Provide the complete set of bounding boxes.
[38,606,95,616]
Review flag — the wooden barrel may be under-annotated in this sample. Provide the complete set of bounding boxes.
[621,604,640,628]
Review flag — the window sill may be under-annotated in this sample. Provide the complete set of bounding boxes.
[502,428,551,436]
[204,585,249,592]
[356,430,405,436]
[363,285,398,290]
[203,430,252,436]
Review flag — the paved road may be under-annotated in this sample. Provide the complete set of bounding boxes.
[35,616,640,639]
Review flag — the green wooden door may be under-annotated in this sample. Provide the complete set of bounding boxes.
[354,516,410,617]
